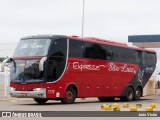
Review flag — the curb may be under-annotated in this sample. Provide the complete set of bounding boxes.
[0,97,33,102]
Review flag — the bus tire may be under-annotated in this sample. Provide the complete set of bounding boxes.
[34,98,48,104]
[121,87,134,101]
[125,87,134,101]
[134,87,142,100]
[61,87,76,104]
[98,97,115,102]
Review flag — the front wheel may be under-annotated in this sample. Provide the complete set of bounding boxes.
[61,87,76,104]
[34,98,48,104]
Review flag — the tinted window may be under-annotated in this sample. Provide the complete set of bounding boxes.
[145,52,156,66]
[111,47,136,63]
[69,39,137,64]
[136,51,144,64]
[100,44,113,60]
[69,39,84,58]
[121,48,136,63]
[83,42,99,59]
[46,38,67,81]
[49,38,67,57]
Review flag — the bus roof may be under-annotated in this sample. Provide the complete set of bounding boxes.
[67,36,156,53]
[21,34,156,53]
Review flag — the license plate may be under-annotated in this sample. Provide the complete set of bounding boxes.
[19,93,27,96]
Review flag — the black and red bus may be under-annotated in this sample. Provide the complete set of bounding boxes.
[5,35,156,104]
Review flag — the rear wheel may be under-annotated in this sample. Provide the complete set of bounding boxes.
[61,87,76,104]
[98,97,115,102]
[34,98,48,104]
[134,87,142,100]
[121,87,134,101]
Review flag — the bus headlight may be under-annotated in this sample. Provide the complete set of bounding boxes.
[10,87,16,91]
[33,88,45,91]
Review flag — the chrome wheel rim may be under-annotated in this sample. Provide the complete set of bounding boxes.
[128,89,133,100]
[66,91,73,100]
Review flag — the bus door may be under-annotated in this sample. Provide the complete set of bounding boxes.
[44,38,67,98]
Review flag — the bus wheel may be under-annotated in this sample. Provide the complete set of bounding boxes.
[34,98,48,104]
[61,87,76,104]
[98,97,115,102]
[125,87,134,101]
[134,87,142,100]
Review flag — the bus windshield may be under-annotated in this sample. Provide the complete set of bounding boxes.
[14,39,51,57]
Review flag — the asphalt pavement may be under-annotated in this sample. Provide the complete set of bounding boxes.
[0,95,160,120]
[0,95,160,111]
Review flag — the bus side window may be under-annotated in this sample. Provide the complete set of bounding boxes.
[69,39,84,58]
[136,51,143,64]
[144,52,156,66]
[106,50,113,60]
[46,38,67,81]
[83,42,99,59]
[100,44,113,61]
[98,44,107,60]
[136,51,140,64]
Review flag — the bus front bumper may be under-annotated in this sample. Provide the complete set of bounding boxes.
[10,89,46,98]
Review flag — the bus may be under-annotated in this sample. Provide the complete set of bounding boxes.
[4,35,156,104]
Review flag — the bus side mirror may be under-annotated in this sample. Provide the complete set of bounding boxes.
[39,57,47,71]
[1,58,12,72]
